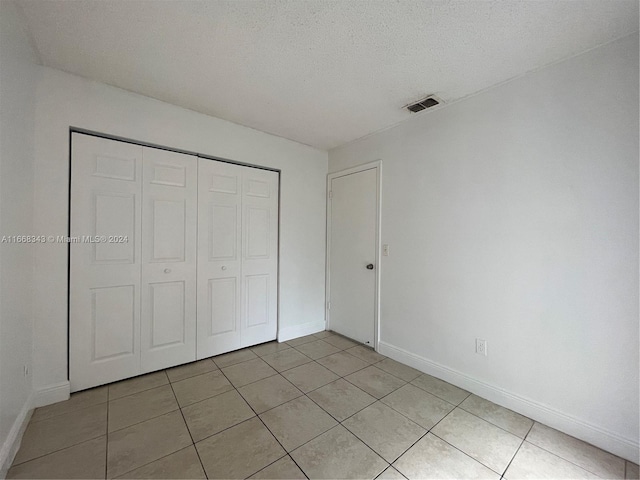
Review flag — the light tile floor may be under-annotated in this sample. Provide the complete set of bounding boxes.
[8,331,639,479]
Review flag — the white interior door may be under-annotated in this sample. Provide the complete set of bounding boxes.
[70,133,143,391]
[240,167,279,347]
[328,167,378,346]
[197,160,243,358]
[141,147,197,372]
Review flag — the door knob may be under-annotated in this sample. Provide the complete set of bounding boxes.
[366,264,374,270]
[221,266,227,270]
[164,268,171,273]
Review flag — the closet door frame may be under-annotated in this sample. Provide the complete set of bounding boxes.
[67,128,281,388]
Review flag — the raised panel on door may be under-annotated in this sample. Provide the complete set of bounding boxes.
[241,167,279,347]
[141,147,197,372]
[70,133,142,392]
[197,159,242,358]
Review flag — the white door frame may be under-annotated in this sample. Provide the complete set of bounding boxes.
[326,160,382,351]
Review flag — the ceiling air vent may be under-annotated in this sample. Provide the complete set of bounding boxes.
[406,96,440,113]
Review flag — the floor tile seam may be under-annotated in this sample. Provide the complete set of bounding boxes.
[408,380,468,407]
[107,404,182,434]
[374,395,444,431]
[223,370,281,390]
[453,404,530,440]
[499,431,527,478]
[517,439,612,479]
[341,414,428,465]
[246,452,309,480]
[330,394,378,424]
[253,348,295,359]
[167,366,221,384]
[317,423,391,474]
[285,338,317,348]
[301,391,347,425]
[175,383,237,409]
[289,345,343,360]
[166,357,219,379]
[383,466,409,480]
[392,401,483,477]
[234,379,310,478]
[525,420,625,472]
[108,380,171,402]
[433,403,521,475]
[256,396,340,450]
[339,371,406,400]
[252,344,293,355]
[11,432,107,468]
[237,379,305,415]
[387,429,431,473]
[457,400,534,436]
[342,395,428,434]
[108,445,196,480]
[261,348,312,362]
[371,362,424,384]
[264,357,315,374]
[183,366,271,446]
[107,382,173,405]
[190,414,258,446]
[29,399,111,424]
[167,371,211,479]
[428,430,505,476]
[286,423,390,476]
[213,354,260,370]
[317,356,376,378]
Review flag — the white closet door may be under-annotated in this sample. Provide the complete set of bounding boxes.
[240,167,279,347]
[70,133,143,392]
[141,147,197,372]
[197,160,243,358]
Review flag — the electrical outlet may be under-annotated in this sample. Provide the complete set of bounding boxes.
[476,338,487,356]
[383,244,389,256]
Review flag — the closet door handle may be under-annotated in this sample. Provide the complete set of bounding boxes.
[221,266,227,270]
[164,268,171,274]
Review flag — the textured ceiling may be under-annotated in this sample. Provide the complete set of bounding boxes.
[17,0,639,150]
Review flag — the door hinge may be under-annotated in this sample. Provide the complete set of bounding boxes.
[328,191,332,199]
[327,301,331,310]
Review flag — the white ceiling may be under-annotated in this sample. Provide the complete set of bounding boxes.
[17,0,639,150]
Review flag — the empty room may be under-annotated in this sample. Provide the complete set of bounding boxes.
[0,0,638,479]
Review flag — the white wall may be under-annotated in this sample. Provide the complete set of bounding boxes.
[0,0,40,474]
[30,67,328,402]
[329,34,639,462]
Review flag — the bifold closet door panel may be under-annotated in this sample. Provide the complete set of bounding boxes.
[196,159,243,359]
[140,147,197,372]
[69,133,143,392]
[240,167,279,347]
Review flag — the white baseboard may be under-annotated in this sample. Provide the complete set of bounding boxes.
[0,392,34,479]
[32,381,70,409]
[278,320,326,342]
[378,341,640,464]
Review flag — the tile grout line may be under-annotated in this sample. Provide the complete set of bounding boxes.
[9,432,107,468]
[215,367,310,480]
[382,391,466,477]
[166,373,208,479]
[499,431,528,479]
[518,435,613,479]
[423,405,508,476]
